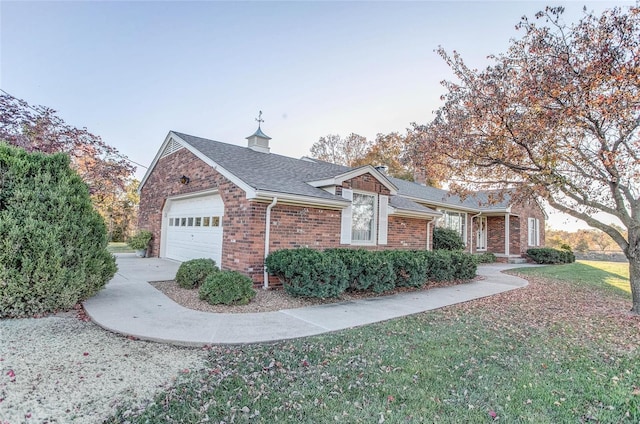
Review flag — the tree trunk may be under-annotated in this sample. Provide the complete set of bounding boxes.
[628,231,640,315]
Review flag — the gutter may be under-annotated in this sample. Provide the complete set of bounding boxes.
[263,197,278,289]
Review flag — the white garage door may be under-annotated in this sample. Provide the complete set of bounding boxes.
[164,194,224,266]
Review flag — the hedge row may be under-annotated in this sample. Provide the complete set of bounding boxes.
[527,247,575,264]
[265,248,477,298]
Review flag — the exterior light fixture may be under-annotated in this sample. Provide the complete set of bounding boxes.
[179,175,190,185]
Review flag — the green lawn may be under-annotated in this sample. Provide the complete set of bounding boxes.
[107,261,639,423]
[106,242,134,253]
[513,260,630,294]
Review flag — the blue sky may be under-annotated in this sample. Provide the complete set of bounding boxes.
[1,1,631,230]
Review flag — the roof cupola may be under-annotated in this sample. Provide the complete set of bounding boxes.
[246,110,272,153]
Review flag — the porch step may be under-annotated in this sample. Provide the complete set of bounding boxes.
[508,257,528,264]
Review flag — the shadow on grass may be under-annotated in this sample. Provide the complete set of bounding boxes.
[512,260,630,296]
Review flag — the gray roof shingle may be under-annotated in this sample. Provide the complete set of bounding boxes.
[173,131,508,213]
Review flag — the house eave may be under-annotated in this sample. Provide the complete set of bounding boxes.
[388,207,441,220]
[251,190,349,209]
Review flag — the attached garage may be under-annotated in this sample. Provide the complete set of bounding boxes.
[161,192,224,266]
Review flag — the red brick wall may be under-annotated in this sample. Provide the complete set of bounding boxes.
[510,215,520,255]
[387,217,428,249]
[487,216,506,254]
[138,147,266,281]
[511,198,546,255]
[341,173,392,196]
[141,153,435,284]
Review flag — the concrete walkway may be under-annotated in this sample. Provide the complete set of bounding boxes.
[83,254,533,346]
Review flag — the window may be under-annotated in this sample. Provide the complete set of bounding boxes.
[439,210,467,244]
[351,192,376,243]
[169,218,174,226]
[180,218,187,227]
[212,216,220,227]
[187,217,194,227]
[203,216,210,227]
[528,217,540,246]
[195,217,201,227]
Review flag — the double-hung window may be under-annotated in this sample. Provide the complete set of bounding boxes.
[351,192,376,243]
[439,209,467,244]
[528,217,540,246]
[340,189,387,245]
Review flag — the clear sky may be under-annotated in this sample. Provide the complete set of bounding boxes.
[0,1,631,230]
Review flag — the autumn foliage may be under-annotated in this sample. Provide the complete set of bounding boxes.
[418,6,640,312]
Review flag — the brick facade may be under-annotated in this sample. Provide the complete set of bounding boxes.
[139,142,545,284]
[139,152,434,285]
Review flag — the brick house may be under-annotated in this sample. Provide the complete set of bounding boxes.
[138,128,545,287]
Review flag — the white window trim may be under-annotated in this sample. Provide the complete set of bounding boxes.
[350,190,378,246]
[438,209,468,246]
[528,217,541,247]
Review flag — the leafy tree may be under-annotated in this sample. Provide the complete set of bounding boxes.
[0,93,135,218]
[310,133,371,166]
[419,7,640,312]
[353,132,415,181]
[94,178,140,242]
[0,143,117,317]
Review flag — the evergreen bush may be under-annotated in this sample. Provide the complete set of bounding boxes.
[176,258,218,289]
[199,271,256,305]
[427,250,456,281]
[450,251,478,280]
[127,230,153,250]
[265,248,349,298]
[325,249,395,292]
[433,227,465,250]
[527,248,576,264]
[385,250,430,289]
[0,144,117,318]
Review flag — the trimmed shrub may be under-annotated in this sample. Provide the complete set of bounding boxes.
[326,249,395,293]
[265,248,349,298]
[450,251,478,280]
[385,250,430,289]
[0,144,117,318]
[433,227,465,251]
[199,271,256,305]
[427,250,455,281]
[527,248,575,264]
[176,258,218,289]
[474,252,497,264]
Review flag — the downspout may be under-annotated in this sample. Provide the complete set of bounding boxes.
[470,212,482,253]
[263,197,278,289]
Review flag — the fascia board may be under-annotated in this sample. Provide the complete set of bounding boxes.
[138,132,174,193]
[253,190,350,209]
[388,206,441,220]
[399,194,482,213]
[307,165,398,195]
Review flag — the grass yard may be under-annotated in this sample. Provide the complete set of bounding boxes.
[513,260,630,294]
[106,242,134,253]
[107,262,640,423]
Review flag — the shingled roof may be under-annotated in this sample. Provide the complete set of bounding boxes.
[141,131,511,216]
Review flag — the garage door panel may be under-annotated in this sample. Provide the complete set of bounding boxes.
[164,195,224,266]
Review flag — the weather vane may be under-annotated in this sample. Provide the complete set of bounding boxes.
[256,110,264,128]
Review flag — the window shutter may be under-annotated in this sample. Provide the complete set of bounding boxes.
[378,195,388,245]
[535,218,540,246]
[340,189,353,244]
